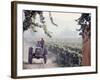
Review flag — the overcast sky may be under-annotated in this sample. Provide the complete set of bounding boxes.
[23,11,82,41]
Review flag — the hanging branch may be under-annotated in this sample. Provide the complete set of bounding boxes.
[49,11,58,27]
[23,10,58,38]
[38,11,52,38]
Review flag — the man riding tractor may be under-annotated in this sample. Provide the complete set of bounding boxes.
[28,38,48,64]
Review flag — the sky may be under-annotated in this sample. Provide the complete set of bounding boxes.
[23,11,82,42]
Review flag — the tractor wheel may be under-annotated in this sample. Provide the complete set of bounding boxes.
[28,47,33,64]
[43,56,47,64]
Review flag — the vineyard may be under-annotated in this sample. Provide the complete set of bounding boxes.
[45,38,82,67]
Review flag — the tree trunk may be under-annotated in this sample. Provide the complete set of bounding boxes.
[82,38,91,66]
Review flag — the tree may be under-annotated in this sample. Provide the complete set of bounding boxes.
[75,13,91,66]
